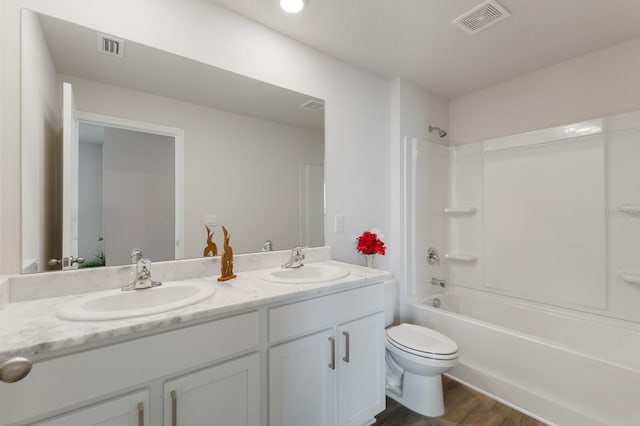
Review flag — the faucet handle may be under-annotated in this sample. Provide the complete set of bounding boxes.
[282,246,307,268]
[131,248,143,264]
[137,258,152,280]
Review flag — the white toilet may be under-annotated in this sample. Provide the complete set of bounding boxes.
[384,279,458,417]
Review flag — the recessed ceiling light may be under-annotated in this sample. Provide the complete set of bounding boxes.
[280,0,306,14]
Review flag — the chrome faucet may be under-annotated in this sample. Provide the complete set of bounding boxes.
[282,246,305,269]
[122,249,162,291]
[131,248,143,264]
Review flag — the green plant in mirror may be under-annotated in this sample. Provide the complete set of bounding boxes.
[79,251,106,269]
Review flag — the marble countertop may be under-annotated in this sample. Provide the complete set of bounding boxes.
[0,260,390,361]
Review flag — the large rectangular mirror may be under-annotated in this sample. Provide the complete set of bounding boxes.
[21,10,325,274]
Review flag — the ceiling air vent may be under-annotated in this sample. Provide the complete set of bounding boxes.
[96,33,124,58]
[299,99,324,112]
[452,0,511,35]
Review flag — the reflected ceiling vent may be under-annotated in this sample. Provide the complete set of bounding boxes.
[452,0,511,35]
[299,99,324,112]
[96,33,124,58]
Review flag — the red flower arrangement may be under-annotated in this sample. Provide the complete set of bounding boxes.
[356,228,386,255]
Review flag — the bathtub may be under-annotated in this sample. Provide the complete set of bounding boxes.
[408,286,640,426]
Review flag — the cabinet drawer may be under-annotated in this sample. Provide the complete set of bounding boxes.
[1,311,258,425]
[269,283,383,343]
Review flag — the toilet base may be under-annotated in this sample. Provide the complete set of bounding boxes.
[386,371,445,417]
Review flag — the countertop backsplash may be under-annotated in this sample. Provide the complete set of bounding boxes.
[3,247,332,303]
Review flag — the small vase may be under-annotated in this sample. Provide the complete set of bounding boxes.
[364,254,375,268]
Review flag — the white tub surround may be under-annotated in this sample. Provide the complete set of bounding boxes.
[443,110,640,322]
[409,286,640,426]
[0,248,389,425]
[401,110,640,426]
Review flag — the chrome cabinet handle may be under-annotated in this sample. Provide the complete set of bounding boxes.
[137,402,144,426]
[0,357,32,383]
[328,337,335,370]
[342,331,350,363]
[171,390,177,426]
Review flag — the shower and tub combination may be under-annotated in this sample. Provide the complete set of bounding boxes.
[400,113,640,425]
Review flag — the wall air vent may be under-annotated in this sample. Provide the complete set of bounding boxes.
[299,99,325,112]
[452,0,511,35]
[97,33,124,58]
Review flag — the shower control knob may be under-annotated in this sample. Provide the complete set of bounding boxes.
[426,247,440,266]
[0,356,32,383]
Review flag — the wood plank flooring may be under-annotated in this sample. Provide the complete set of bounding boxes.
[374,376,547,426]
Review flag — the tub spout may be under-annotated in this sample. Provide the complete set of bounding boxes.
[431,277,446,288]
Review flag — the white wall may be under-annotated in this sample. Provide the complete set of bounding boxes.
[20,10,60,272]
[64,75,324,258]
[0,0,391,274]
[450,36,640,145]
[103,127,175,266]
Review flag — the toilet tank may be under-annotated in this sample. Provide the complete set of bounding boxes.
[384,279,397,326]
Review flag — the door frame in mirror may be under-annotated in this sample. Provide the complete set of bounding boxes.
[75,111,186,261]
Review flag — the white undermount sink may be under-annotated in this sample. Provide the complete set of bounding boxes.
[261,263,350,284]
[57,280,216,321]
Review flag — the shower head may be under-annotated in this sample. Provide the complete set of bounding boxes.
[428,125,447,138]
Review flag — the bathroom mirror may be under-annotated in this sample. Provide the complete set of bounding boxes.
[21,11,325,274]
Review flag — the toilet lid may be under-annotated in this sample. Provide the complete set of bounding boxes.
[386,324,458,356]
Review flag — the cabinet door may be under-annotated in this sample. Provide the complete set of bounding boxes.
[164,353,259,426]
[269,329,336,426]
[337,313,386,426]
[33,390,148,426]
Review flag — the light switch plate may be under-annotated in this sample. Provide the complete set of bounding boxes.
[204,213,218,227]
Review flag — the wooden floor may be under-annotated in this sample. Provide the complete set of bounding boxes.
[374,376,547,426]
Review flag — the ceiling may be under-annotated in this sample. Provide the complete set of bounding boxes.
[209,0,640,99]
[38,13,324,131]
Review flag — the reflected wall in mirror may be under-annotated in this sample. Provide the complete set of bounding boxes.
[21,10,325,274]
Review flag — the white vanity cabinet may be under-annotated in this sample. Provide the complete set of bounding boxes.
[269,329,336,425]
[336,313,386,426]
[268,283,385,426]
[2,311,259,426]
[1,272,388,426]
[163,353,260,426]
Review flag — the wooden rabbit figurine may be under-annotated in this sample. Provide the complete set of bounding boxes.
[218,226,237,282]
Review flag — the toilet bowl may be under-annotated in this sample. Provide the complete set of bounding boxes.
[384,280,458,417]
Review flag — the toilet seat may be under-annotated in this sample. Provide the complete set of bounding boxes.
[386,324,458,361]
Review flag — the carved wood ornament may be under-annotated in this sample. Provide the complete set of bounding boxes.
[203,225,218,257]
[218,226,237,282]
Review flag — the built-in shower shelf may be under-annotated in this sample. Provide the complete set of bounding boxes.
[444,253,477,262]
[620,272,640,285]
[444,207,477,214]
[618,205,640,216]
